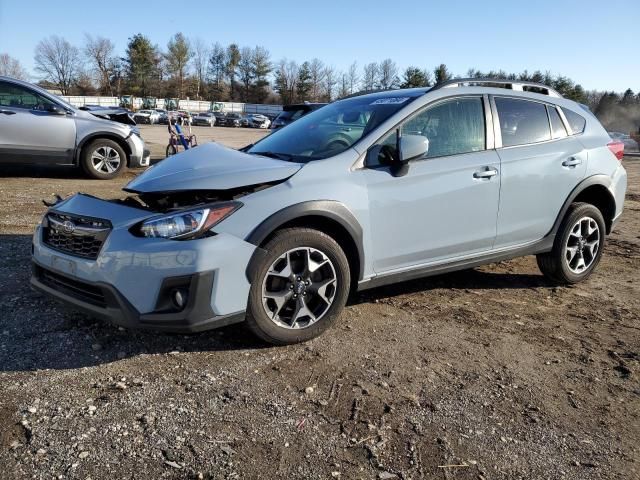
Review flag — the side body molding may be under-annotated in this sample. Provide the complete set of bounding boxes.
[244,200,365,282]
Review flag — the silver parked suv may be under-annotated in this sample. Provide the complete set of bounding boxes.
[31,79,627,344]
[0,76,150,179]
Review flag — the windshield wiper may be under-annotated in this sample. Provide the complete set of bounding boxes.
[249,151,294,161]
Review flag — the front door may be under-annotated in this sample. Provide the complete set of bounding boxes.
[361,96,501,273]
[0,80,76,165]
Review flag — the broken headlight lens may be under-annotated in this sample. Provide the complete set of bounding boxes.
[139,202,241,239]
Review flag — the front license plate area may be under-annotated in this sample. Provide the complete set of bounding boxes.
[52,256,77,276]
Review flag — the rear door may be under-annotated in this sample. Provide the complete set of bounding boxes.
[0,80,76,165]
[492,96,587,248]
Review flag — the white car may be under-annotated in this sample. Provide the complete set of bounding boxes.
[133,110,159,124]
[247,114,271,129]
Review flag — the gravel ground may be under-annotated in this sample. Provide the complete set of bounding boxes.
[0,129,638,479]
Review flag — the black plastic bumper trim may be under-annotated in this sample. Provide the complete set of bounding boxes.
[30,261,245,333]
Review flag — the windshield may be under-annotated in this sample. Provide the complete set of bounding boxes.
[248,94,419,161]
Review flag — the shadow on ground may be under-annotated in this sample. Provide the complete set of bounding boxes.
[1,233,553,373]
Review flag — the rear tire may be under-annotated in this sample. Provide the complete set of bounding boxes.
[536,202,606,284]
[81,139,126,180]
[246,228,350,345]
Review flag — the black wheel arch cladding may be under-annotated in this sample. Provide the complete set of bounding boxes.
[244,200,365,283]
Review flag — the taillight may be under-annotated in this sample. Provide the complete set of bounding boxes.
[607,140,624,161]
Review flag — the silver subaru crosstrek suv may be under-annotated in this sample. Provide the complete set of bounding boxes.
[31,79,627,344]
[0,76,149,179]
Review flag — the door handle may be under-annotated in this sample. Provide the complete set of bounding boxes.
[0,109,16,115]
[562,157,582,167]
[473,168,498,179]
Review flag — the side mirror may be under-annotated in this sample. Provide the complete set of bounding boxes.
[399,134,429,162]
[47,104,68,115]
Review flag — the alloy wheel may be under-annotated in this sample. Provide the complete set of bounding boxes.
[564,216,600,274]
[262,247,337,329]
[91,146,121,174]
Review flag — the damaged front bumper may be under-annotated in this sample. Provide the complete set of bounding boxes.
[30,194,255,333]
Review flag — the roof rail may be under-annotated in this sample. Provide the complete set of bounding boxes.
[430,78,562,98]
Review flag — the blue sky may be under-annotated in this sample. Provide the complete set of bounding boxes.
[0,0,638,92]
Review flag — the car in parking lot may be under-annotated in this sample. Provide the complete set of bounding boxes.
[213,111,227,126]
[246,113,271,129]
[30,79,626,344]
[133,109,159,124]
[154,109,169,124]
[608,131,639,153]
[0,76,150,179]
[270,102,326,130]
[225,112,242,127]
[192,112,216,127]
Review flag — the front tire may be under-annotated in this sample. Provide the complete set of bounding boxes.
[246,228,350,345]
[536,202,606,284]
[81,139,126,180]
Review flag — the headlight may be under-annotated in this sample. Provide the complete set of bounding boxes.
[138,202,241,239]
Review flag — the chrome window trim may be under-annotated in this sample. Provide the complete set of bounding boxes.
[546,105,569,140]
[354,94,488,170]
[491,95,568,149]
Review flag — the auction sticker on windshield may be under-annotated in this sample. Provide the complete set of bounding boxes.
[370,97,410,105]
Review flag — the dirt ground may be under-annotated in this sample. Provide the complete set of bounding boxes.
[0,128,638,479]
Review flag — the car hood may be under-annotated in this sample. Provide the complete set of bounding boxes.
[124,142,302,193]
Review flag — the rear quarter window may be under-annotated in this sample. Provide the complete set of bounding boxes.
[495,97,552,147]
[562,108,586,135]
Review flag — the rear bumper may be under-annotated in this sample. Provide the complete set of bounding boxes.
[610,163,627,231]
[31,262,244,333]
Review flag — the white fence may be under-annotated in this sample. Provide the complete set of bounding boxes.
[60,96,120,107]
[56,95,283,115]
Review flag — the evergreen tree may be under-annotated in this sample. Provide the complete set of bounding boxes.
[433,64,452,84]
[123,34,160,97]
[296,61,312,101]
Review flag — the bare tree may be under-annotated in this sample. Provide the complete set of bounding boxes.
[337,72,350,99]
[377,58,399,89]
[238,47,255,102]
[309,58,325,102]
[362,62,378,91]
[0,53,28,80]
[207,42,226,99]
[84,35,116,95]
[165,33,192,98]
[192,37,209,100]
[251,46,272,103]
[34,36,82,95]
[273,59,298,104]
[347,61,359,94]
[322,66,337,102]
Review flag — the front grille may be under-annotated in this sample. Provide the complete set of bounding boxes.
[36,265,107,308]
[42,212,111,260]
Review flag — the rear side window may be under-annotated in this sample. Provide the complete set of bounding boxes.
[547,106,568,139]
[562,108,586,135]
[495,97,551,147]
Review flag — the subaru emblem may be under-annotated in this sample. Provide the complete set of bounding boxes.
[62,220,76,234]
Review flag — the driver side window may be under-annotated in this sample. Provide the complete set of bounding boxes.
[0,81,56,110]
[367,96,486,167]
